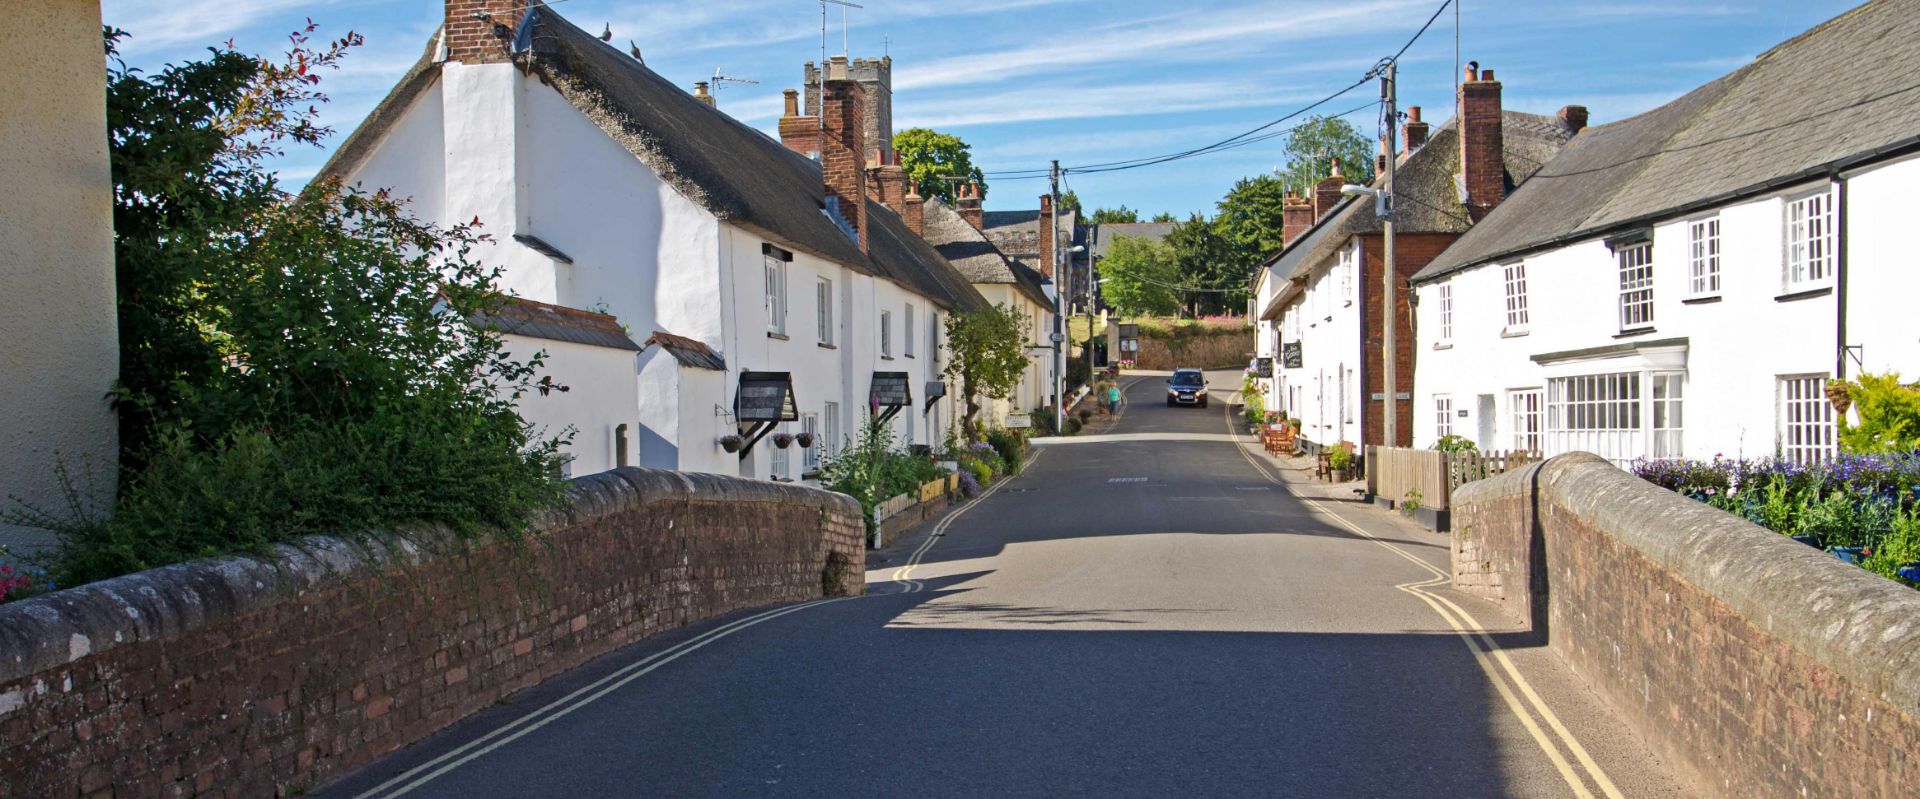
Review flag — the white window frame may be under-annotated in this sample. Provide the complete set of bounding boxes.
[770,422,790,479]
[1434,394,1453,439]
[1546,372,1643,466]
[801,412,821,473]
[1652,373,1684,459]
[816,277,833,345]
[823,401,841,459]
[1436,282,1454,345]
[1784,190,1835,291]
[1509,388,1543,454]
[904,303,916,358]
[1502,262,1529,333]
[1688,217,1721,297]
[1778,374,1834,465]
[1617,242,1654,332]
[1339,243,1356,306]
[764,252,788,335]
[879,310,893,357]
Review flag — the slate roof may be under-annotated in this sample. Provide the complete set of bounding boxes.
[1414,0,1920,283]
[920,199,1052,308]
[1087,222,1176,258]
[474,296,641,351]
[644,331,727,370]
[319,7,984,313]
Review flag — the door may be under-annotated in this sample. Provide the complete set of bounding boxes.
[1477,394,1496,450]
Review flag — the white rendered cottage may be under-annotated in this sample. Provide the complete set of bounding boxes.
[1409,0,1920,466]
[319,1,986,482]
[919,198,1058,426]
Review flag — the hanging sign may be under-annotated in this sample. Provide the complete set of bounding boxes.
[869,372,913,408]
[736,371,798,423]
[1281,342,1304,369]
[923,380,947,413]
[1255,356,1274,377]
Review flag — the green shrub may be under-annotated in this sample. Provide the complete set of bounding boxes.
[1327,446,1353,471]
[1433,435,1478,455]
[985,429,1028,474]
[1837,373,1920,455]
[1865,508,1920,584]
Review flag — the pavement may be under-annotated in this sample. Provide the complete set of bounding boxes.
[318,370,1684,798]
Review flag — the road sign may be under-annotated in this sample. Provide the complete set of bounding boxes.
[1005,413,1032,429]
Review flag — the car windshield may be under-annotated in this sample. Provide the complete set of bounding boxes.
[1172,373,1204,387]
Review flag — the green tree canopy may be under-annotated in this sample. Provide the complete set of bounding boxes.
[1214,174,1291,267]
[1099,237,1181,317]
[944,304,1030,437]
[1277,115,1374,195]
[1089,206,1139,224]
[1058,190,1083,217]
[895,127,985,205]
[1151,211,1177,222]
[1165,214,1247,316]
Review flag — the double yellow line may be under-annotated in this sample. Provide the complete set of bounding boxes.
[1222,400,1623,799]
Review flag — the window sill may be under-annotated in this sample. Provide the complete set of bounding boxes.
[904,354,916,359]
[767,332,789,341]
[1614,327,1659,339]
[880,355,895,361]
[817,342,836,350]
[1433,342,1453,351]
[1501,329,1530,339]
[1681,295,1723,305]
[1775,286,1833,303]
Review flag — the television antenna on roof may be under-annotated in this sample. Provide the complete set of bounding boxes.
[710,68,759,99]
[816,0,864,133]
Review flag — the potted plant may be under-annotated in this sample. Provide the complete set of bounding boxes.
[795,431,816,448]
[1328,445,1353,482]
[772,432,795,449]
[1825,379,1853,414]
[718,433,744,453]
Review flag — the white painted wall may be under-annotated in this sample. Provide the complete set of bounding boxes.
[1410,165,1914,463]
[502,336,640,476]
[1277,240,1364,449]
[0,0,118,551]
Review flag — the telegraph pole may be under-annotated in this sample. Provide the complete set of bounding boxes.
[1050,160,1066,434]
[1380,61,1400,447]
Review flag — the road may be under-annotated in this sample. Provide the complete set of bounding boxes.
[322,371,1682,798]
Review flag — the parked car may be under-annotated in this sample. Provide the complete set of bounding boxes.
[1166,369,1209,408]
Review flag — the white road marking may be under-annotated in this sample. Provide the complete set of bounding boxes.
[1107,477,1148,483]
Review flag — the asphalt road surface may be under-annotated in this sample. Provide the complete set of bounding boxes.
[321,370,1683,798]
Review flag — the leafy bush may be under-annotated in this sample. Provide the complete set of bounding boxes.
[1244,386,1266,426]
[821,415,946,529]
[984,429,1028,475]
[955,468,982,498]
[1327,446,1353,471]
[1065,357,1092,394]
[1433,435,1479,455]
[1835,373,1920,455]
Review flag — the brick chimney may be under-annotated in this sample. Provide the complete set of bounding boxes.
[1403,105,1429,153]
[1313,159,1346,222]
[1459,62,1505,223]
[1557,105,1589,133]
[1037,195,1056,280]
[1282,193,1314,245]
[1375,137,1388,176]
[957,182,983,229]
[445,0,526,64]
[903,180,925,237]
[692,82,714,106]
[820,77,868,253]
[872,150,909,211]
[778,88,820,158]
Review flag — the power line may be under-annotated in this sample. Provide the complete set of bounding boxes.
[984,101,1377,183]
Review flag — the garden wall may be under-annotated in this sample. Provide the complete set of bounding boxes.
[0,468,865,797]
[1132,330,1253,370]
[1453,453,1920,798]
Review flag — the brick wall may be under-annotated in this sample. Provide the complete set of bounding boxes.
[1453,454,1920,798]
[0,468,865,797]
[820,78,867,253]
[1357,232,1451,447]
[443,0,523,64]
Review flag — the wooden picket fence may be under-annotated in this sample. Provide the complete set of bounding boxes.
[1368,446,1541,511]
[1446,449,1542,495]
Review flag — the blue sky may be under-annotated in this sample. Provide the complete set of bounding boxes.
[101,0,1860,216]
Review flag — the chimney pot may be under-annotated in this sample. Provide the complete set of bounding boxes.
[1313,158,1346,222]
[1557,104,1590,133]
[903,179,925,237]
[1403,105,1430,153]
[1479,68,1495,82]
[1282,192,1314,245]
[782,88,799,117]
[958,182,983,229]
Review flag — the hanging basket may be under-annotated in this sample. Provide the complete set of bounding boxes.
[796,431,816,448]
[772,432,795,449]
[1825,380,1853,414]
[718,434,744,453]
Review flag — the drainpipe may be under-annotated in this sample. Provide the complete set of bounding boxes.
[1833,174,1848,381]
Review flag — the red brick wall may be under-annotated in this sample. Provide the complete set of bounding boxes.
[1357,232,1451,448]
[0,469,864,798]
[1453,454,1920,798]
[1458,68,1505,223]
[820,79,867,253]
[443,0,524,64]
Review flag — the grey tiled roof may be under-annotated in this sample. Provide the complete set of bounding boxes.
[1415,0,1920,283]
[644,331,727,370]
[475,296,641,351]
[921,199,1051,308]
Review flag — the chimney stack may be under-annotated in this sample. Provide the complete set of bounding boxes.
[692,82,714,106]
[1459,62,1505,223]
[1313,159,1346,222]
[1282,193,1314,245]
[778,88,820,158]
[958,182,984,229]
[444,0,527,64]
[1557,105,1589,133]
[1375,137,1389,176]
[903,180,925,237]
[872,150,909,211]
[1037,195,1056,280]
[1403,106,1429,153]
[820,77,868,253]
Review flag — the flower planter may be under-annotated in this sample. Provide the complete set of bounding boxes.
[918,478,946,503]
[1828,545,1865,565]
[1790,534,1821,549]
[1331,468,1349,483]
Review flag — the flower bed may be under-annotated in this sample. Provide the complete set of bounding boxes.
[1633,453,1920,587]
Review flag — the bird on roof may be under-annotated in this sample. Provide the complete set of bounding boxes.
[628,40,643,62]
[600,23,613,42]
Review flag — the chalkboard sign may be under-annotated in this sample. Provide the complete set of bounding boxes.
[869,371,912,407]
[736,371,797,422]
[1281,342,1304,369]
[1255,356,1274,377]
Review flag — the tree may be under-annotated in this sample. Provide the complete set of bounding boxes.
[944,304,1031,437]
[1165,214,1246,316]
[1099,237,1180,317]
[1058,190,1083,217]
[1277,115,1374,195]
[895,127,985,205]
[1151,211,1177,222]
[1836,373,1920,454]
[1215,174,1291,267]
[1089,206,1139,224]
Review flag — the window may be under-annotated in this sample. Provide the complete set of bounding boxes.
[1652,373,1684,458]
[904,304,916,357]
[816,278,833,344]
[1547,373,1641,465]
[1503,262,1529,332]
[764,252,788,335]
[1688,217,1721,296]
[802,413,821,473]
[1435,395,1453,439]
[1437,282,1454,344]
[929,313,941,366]
[1785,191,1834,289]
[1617,243,1654,331]
[1509,389,1543,453]
[770,422,790,479]
[1778,375,1834,465]
[1339,244,1356,305]
[879,310,893,357]
[822,402,841,459]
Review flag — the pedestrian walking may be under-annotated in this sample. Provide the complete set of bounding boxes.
[1105,381,1122,415]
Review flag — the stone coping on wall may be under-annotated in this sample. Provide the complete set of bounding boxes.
[0,468,861,690]
[1454,452,1920,716]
